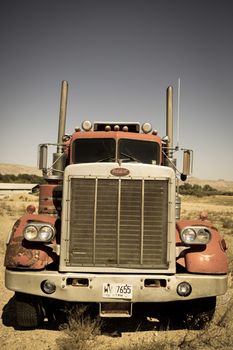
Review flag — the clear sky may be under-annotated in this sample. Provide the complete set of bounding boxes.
[1,0,233,180]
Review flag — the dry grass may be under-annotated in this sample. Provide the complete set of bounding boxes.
[57,305,102,350]
[0,194,38,219]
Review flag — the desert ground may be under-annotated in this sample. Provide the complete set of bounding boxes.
[0,190,233,349]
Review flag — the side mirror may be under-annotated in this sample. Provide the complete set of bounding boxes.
[181,149,193,181]
[38,144,48,170]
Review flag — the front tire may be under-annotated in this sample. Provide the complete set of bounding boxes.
[15,293,44,328]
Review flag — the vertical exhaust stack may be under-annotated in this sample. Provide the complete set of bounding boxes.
[57,80,69,150]
[166,86,173,159]
[53,80,69,178]
[165,86,176,170]
[166,86,180,219]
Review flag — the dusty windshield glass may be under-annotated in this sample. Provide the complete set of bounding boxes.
[119,139,160,164]
[73,138,116,163]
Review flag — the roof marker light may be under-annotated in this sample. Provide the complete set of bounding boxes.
[81,120,92,131]
[142,122,152,134]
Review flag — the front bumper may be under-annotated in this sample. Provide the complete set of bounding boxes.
[5,269,228,303]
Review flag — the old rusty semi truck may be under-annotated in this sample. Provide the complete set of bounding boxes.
[5,81,228,328]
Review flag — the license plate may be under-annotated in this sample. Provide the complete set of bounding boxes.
[103,283,133,299]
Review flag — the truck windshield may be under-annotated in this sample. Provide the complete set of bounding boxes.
[119,139,160,164]
[72,138,116,163]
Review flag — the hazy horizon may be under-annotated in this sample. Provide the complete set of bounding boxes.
[1,0,233,181]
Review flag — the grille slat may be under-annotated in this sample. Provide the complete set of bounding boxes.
[68,178,168,268]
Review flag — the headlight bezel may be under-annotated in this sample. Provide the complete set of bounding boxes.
[180,226,212,245]
[24,222,55,242]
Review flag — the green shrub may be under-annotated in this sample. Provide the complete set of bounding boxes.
[179,183,233,196]
[0,173,45,184]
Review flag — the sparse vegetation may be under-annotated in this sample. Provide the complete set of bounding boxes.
[57,305,102,350]
[56,295,233,350]
[0,173,45,184]
[179,183,233,197]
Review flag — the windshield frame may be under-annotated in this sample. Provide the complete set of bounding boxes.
[71,136,161,165]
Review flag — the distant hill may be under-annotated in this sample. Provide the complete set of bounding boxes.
[185,177,233,192]
[0,164,41,176]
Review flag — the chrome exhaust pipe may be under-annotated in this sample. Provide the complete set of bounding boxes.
[53,80,69,178]
[166,86,173,158]
[57,80,68,150]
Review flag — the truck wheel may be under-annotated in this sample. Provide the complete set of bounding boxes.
[181,296,216,330]
[15,292,44,329]
[2,295,17,327]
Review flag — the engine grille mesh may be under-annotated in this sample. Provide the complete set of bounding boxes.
[68,178,168,268]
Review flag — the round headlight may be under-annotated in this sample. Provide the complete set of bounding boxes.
[197,228,211,244]
[181,228,197,244]
[38,226,54,242]
[24,225,38,240]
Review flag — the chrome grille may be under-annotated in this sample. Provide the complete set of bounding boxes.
[68,178,168,268]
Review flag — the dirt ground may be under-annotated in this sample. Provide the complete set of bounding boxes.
[0,193,233,350]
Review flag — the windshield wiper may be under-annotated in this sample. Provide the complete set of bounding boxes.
[119,152,141,163]
[97,156,115,162]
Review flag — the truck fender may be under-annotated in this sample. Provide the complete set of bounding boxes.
[4,214,58,269]
[176,220,228,274]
